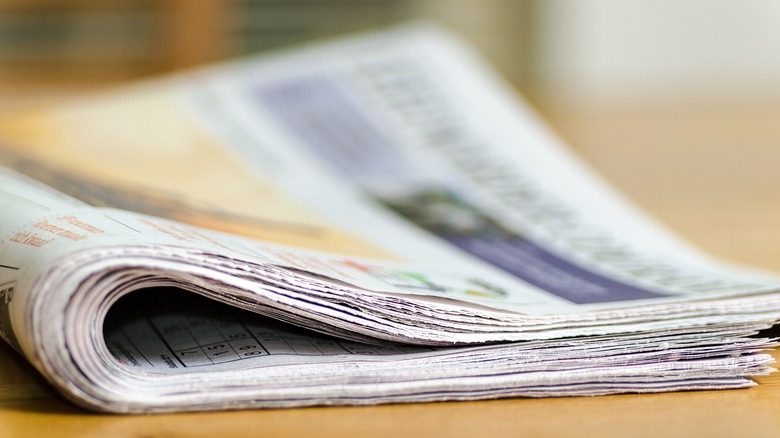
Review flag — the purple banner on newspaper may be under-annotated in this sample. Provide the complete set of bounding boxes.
[256,76,417,180]
[255,77,667,304]
[442,235,662,304]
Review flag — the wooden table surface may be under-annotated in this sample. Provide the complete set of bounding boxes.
[3,97,780,437]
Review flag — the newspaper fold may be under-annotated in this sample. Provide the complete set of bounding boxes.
[0,23,779,413]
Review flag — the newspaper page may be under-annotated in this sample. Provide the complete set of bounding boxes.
[2,25,778,315]
[0,23,779,412]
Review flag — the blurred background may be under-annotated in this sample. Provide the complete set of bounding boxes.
[0,0,534,100]
[3,0,780,103]
[2,0,780,267]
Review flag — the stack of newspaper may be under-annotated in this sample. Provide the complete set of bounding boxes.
[1,23,779,413]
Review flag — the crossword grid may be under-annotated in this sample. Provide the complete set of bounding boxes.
[131,293,424,368]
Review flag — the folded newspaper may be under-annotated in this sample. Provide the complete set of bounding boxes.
[1,23,780,413]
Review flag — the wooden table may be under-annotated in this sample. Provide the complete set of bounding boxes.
[3,97,780,437]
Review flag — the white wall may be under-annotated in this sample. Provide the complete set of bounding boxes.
[537,0,780,100]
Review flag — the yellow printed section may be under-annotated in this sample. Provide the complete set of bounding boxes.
[0,90,389,259]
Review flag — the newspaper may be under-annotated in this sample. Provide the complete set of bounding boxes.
[1,23,779,413]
